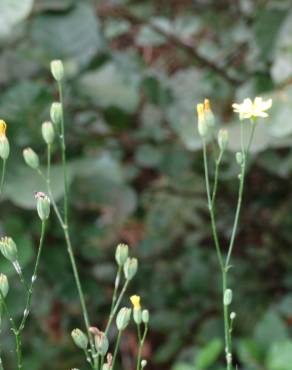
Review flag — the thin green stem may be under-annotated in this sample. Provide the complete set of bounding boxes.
[110,266,122,315]
[57,81,69,225]
[18,221,46,332]
[136,325,148,370]
[0,291,22,369]
[105,279,130,336]
[0,159,6,196]
[225,162,245,268]
[202,140,224,270]
[211,150,224,206]
[202,140,231,370]
[112,331,122,370]
[47,80,97,366]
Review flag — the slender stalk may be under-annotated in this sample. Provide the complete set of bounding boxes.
[51,80,97,365]
[112,330,122,369]
[57,81,69,225]
[225,162,245,268]
[202,140,231,370]
[0,291,22,369]
[105,279,130,336]
[0,159,6,196]
[18,221,46,332]
[136,325,148,370]
[211,150,224,206]
[110,266,122,315]
[202,141,224,270]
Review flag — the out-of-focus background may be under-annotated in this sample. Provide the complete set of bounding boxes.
[1,0,292,369]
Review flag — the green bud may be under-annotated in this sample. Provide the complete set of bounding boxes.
[50,102,62,125]
[0,237,18,262]
[115,243,129,266]
[133,308,142,325]
[236,152,243,165]
[0,136,9,160]
[116,307,131,331]
[124,257,138,280]
[142,309,149,324]
[0,274,9,298]
[23,148,39,169]
[218,129,229,151]
[141,360,147,369]
[224,289,232,306]
[35,192,50,221]
[71,328,88,350]
[50,60,64,81]
[42,121,55,144]
[94,330,109,356]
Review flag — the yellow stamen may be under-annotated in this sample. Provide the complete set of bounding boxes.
[130,295,141,310]
[0,120,7,137]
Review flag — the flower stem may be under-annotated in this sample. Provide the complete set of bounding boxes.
[18,220,46,332]
[136,325,148,370]
[112,330,122,370]
[0,159,6,197]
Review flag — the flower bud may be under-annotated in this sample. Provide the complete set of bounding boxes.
[0,237,18,262]
[94,331,109,356]
[50,60,64,81]
[141,360,147,368]
[23,148,39,169]
[50,102,62,125]
[204,99,215,127]
[236,152,243,165]
[0,120,10,160]
[142,309,149,324]
[42,121,55,144]
[71,328,88,349]
[0,273,9,298]
[197,103,208,137]
[224,289,232,306]
[218,129,229,151]
[35,192,50,221]
[230,312,236,320]
[124,258,138,280]
[133,308,142,325]
[116,307,131,331]
[115,243,129,266]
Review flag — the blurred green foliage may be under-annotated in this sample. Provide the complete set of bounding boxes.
[1,0,292,369]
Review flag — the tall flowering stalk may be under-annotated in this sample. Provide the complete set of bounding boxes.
[23,60,150,370]
[197,97,272,370]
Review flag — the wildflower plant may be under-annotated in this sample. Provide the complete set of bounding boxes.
[10,60,149,370]
[197,97,272,370]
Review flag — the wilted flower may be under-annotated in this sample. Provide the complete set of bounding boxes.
[232,97,272,120]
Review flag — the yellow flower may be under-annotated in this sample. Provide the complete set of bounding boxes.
[0,120,7,137]
[196,103,208,137]
[204,99,211,113]
[130,295,141,310]
[232,97,272,120]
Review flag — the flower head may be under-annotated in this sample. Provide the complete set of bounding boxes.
[232,97,272,120]
[130,295,141,310]
[0,120,7,137]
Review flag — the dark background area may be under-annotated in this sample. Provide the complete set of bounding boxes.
[1,0,292,369]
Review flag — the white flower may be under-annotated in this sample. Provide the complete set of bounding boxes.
[232,97,272,120]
